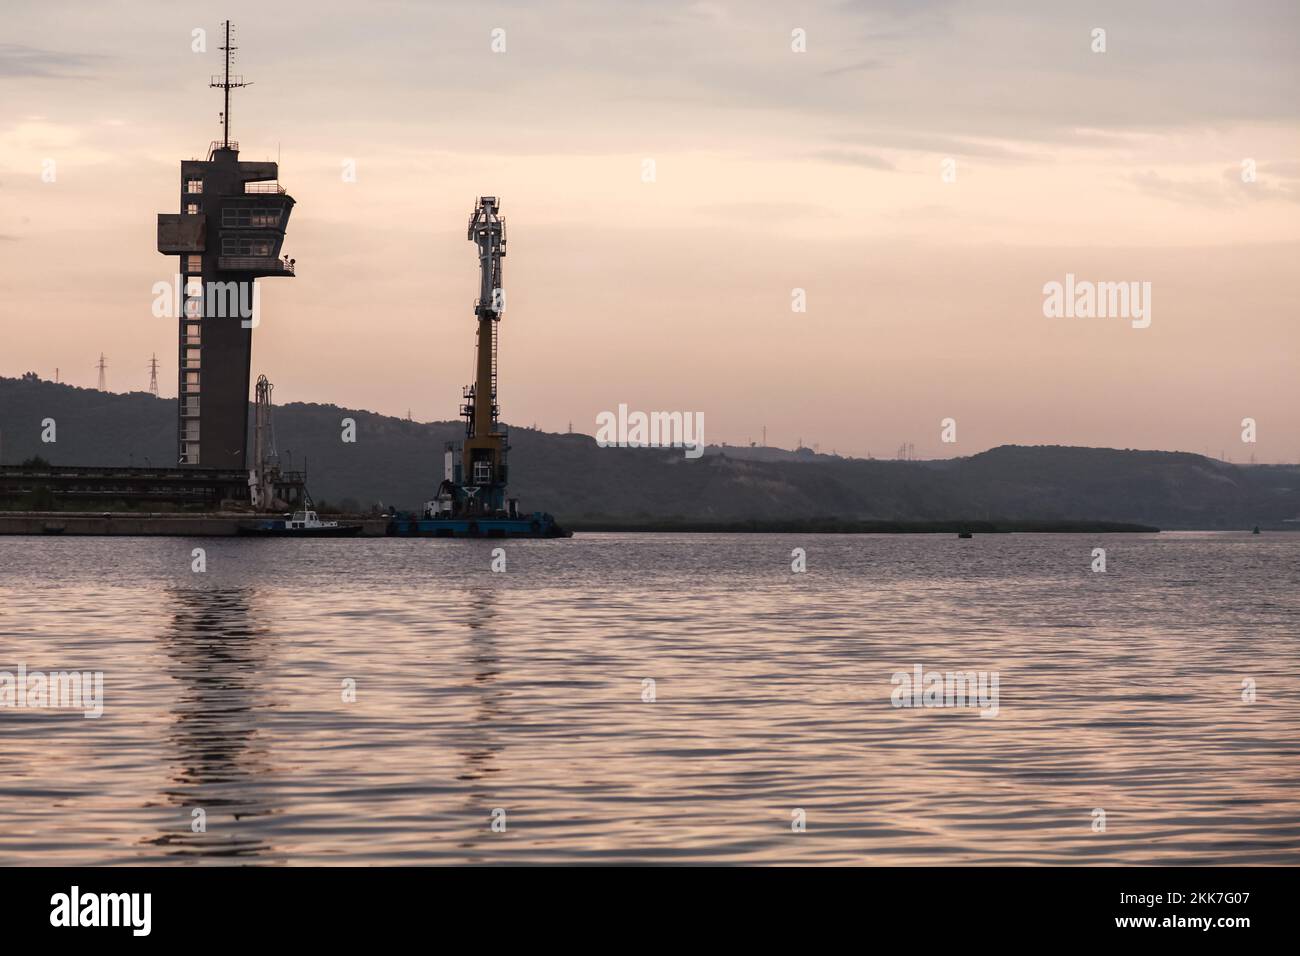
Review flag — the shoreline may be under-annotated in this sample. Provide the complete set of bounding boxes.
[564,519,1164,534]
[0,511,1173,536]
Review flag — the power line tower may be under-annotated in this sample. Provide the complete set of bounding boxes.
[148,353,160,396]
[97,353,107,391]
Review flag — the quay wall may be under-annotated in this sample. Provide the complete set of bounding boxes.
[0,513,389,537]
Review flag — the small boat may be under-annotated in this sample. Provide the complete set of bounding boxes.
[957,531,973,539]
[238,510,362,537]
[1252,526,1261,535]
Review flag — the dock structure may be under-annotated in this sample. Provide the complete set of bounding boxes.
[0,463,307,514]
[0,511,384,538]
[156,20,295,471]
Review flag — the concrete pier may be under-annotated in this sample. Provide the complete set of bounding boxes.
[0,512,389,537]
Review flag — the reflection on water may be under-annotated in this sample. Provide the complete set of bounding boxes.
[147,588,279,861]
[456,589,503,854]
[0,532,1297,865]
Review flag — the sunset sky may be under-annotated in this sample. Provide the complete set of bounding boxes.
[1,0,1297,461]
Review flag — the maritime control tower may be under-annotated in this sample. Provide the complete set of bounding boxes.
[156,21,295,469]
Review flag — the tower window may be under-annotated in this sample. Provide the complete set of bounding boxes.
[186,179,203,194]
[221,237,273,256]
[222,207,282,228]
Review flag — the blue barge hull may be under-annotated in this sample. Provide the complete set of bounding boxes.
[386,512,570,538]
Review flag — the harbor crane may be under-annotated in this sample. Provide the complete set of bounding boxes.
[434,197,513,518]
[392,196,567,536]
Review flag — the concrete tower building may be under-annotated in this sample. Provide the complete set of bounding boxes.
[156,21,295,469]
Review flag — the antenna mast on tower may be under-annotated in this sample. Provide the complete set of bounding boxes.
[210,20,250,148]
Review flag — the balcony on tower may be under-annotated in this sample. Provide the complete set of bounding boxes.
[157,212,207,254]
[160,153,297,278]
[216,255,296,276]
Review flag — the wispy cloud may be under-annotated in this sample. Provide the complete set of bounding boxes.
[820,57,881,77]
[695,201,838,221]
[0,43,103,79]
[815,149,894,170]
[1258,160,1300,180]
[834,129,1037,162]
[1129,171,1232,207]
[1130,168,1300,207]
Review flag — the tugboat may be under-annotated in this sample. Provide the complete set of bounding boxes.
[239,509,362,537]
[388,197,570,539]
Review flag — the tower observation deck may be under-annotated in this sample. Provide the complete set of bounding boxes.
[156,20,295,469]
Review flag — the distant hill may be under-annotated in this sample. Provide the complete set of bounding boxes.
[2,375,1297,529]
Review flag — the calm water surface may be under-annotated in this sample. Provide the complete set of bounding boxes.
[1,532,1297,865]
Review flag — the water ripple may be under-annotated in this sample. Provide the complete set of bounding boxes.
[0,532,1296,864]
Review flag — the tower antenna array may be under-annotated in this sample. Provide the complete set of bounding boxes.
[210,20,250,148]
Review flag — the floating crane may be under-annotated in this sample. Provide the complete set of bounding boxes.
[387,197,568,537]
[453,196,509,516]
